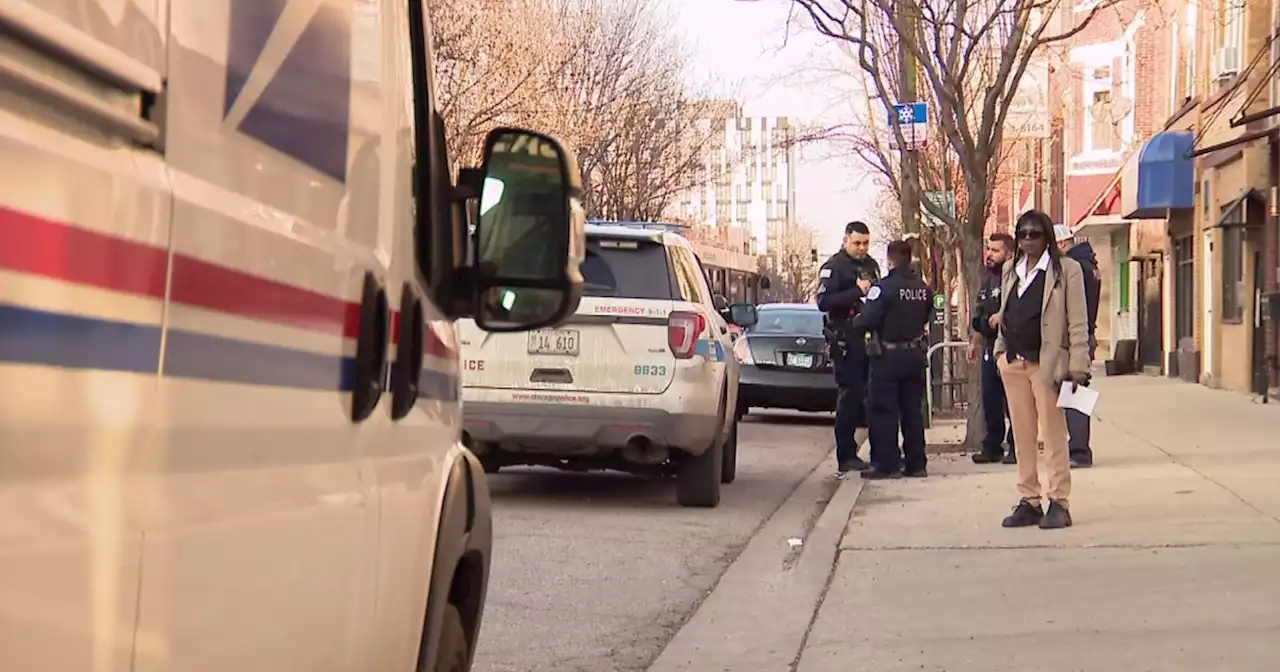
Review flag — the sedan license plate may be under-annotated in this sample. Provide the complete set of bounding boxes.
[785,352,814,368]
[527,329,580,356]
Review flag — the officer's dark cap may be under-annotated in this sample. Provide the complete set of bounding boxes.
[845,221,870,236]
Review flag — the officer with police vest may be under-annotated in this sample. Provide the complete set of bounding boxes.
[967,232,1017,464]
[844,240,934,479]
[817,221,882,475]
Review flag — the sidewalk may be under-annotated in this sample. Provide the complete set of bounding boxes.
[797,375,1280,671]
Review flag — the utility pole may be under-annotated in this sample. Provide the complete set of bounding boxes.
[899,0,920,236]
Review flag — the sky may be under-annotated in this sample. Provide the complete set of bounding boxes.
[671,0,881,255]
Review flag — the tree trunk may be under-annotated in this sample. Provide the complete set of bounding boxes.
[959,213,989,451]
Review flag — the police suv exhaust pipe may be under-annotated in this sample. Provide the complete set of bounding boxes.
[621,436,668,465]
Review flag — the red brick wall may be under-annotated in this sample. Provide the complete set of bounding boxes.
[1058,0,1181,224]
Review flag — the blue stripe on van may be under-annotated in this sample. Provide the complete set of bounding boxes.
[0,304,458,400]
[0,304,161,374]
[696,340,726,362]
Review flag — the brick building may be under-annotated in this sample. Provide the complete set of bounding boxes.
[1056,0,1280,399]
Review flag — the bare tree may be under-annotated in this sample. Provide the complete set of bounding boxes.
[427,0,572,163]
[789,0,1114,447]
[558,0,721,220]
[868,187,905,248]
[789,0,1111,292]
[431,0,725,222]
[760,225,820,303]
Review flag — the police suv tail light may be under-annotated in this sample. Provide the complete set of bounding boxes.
[668,311,705,359]
[733,337,754,364]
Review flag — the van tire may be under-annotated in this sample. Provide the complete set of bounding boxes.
[432,604,469,672]
[720,421,738,484]
[676,439,722,508]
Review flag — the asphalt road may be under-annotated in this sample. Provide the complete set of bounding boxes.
[471,412,837,672]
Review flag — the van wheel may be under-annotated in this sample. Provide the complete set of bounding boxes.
[432,604,469,672]
[720,422,738,484]
[676,440,722,508]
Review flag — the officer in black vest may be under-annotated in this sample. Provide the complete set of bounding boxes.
[817,221,882,474]
[845,240,934,479]
[968,232,1017,464]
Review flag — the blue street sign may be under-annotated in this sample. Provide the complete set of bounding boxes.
[890,102,928,126]
[888,102,928,151]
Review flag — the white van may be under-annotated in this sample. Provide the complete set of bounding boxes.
[0,2,583,671]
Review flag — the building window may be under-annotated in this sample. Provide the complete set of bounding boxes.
[1185,4,1198,98]
[1169,19,1181,111]
[1218,0,1246,51]
[1174,236,1195,341]
[1272,9,1280,107]
[1084,60,1129,153]
[1221,224,1245,322]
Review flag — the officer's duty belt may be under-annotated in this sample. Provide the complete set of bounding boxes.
[883,339,925,351]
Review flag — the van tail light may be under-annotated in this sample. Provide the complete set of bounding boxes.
[668,311,706,359]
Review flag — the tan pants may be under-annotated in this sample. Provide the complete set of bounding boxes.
[997,357,1071,506]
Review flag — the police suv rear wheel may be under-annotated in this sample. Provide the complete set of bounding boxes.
[719,422,738,484]
[432,604,469,672]
[676,439,722,508]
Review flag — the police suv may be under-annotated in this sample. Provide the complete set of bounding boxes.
[459,223,755,508]
[0,1,583,671]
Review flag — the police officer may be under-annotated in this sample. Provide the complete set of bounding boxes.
[967,232,1017,464]
[817,221,881,475]
[845,240,934,480]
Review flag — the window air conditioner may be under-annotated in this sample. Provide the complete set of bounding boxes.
[1212,46,1242,80]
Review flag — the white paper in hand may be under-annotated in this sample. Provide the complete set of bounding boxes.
[1056,383,1099,416]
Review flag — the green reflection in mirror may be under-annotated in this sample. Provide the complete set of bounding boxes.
[476,132,566,282]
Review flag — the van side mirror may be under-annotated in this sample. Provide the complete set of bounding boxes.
[727,303,757,327]
[471,128,585,332]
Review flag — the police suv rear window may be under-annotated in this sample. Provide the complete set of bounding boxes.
[582,238,675,300]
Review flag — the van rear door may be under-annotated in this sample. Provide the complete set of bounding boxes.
[460,235,679,394]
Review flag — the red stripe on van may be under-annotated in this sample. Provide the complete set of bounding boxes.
[0,206,360,338]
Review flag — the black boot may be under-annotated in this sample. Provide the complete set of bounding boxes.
[838,455,871,473]
[1039,500,1073,529]
[1001,499,1044,527]
[971,450,1003,464]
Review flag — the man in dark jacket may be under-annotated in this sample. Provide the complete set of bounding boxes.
[967,233,1016,464]
[818,221,882,475]
[1056,225,1100,467]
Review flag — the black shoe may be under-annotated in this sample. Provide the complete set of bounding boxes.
[903,467,927,478]
[860,469,902,480]
[1001,452,1017,465]
[838,456,871,473]
[1001,499,1044,527]
[1070,455,1093,469]
[971,451,1003,464]
[1039,500,1073,529]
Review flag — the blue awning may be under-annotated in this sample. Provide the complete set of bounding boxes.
[1124,130,1195,219]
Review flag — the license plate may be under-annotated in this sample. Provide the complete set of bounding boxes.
[527,329,580,356]
[785,352,814,368]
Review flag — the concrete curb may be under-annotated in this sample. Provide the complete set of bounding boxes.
[646,458,865,672]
